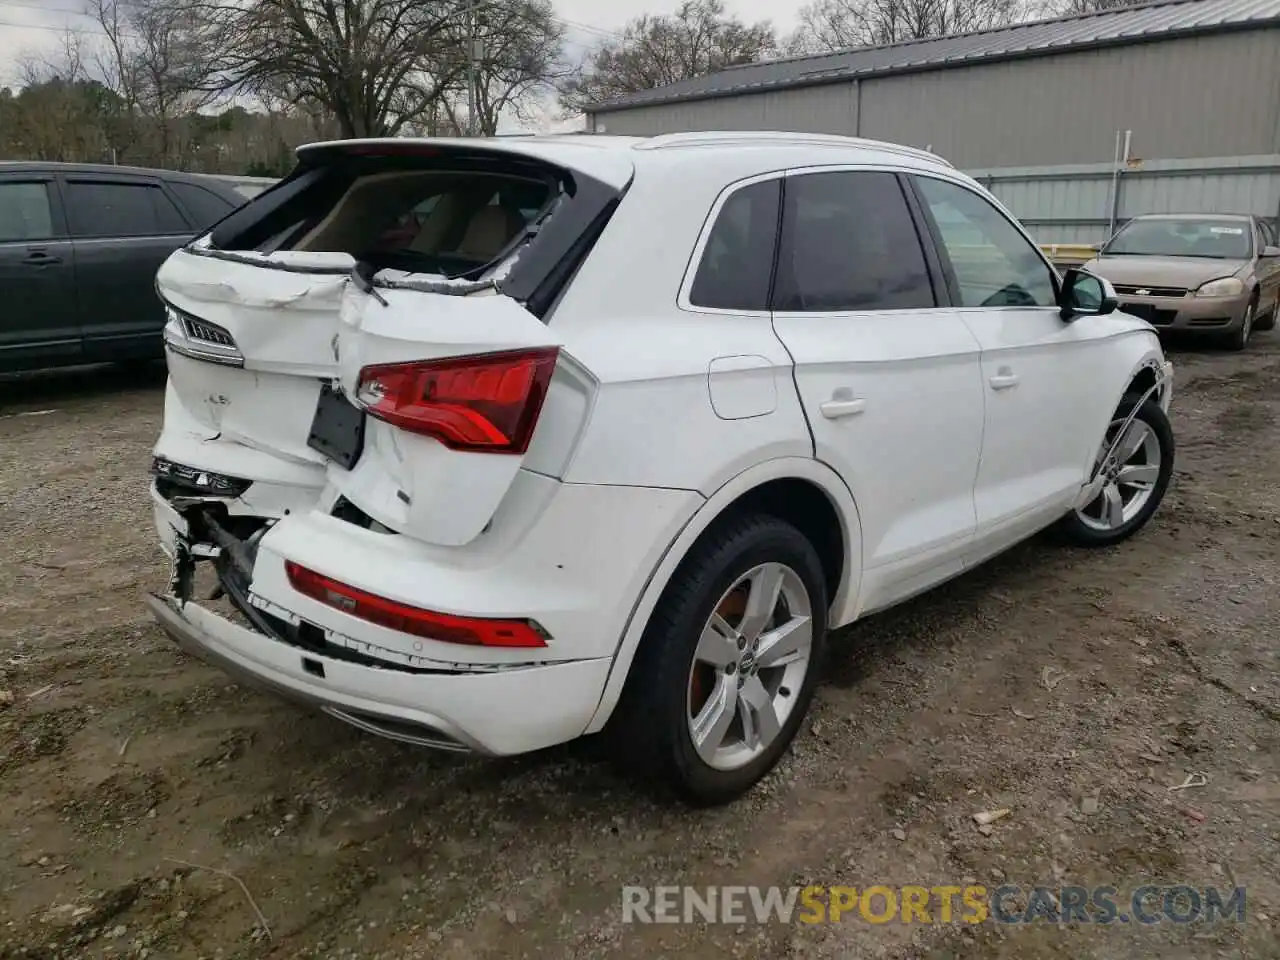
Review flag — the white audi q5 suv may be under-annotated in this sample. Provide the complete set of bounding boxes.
[147,131,1174,804]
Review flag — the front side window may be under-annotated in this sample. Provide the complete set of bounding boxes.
[1103,217,1253,260]
[0,182,54,242]
[774,171,934,312]
[689,178,781,311]
[915,176,1057,309]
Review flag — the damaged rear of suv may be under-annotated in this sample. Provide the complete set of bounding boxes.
[148,137,657,757]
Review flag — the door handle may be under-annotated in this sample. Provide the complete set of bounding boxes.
[819,398,867,419]
[988,372,1019,390]
[22,249,62,266]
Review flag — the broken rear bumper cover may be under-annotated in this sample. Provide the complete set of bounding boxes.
[145,593,612,755]
[145,473,701,755]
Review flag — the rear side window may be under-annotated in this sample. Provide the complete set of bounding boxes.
[170,182,238,230]
[65,181,189,238]
[774,171,935,312]
[0,182,55,242]
[689,179,780,311]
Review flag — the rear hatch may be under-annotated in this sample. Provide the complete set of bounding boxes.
[154,138,631,541]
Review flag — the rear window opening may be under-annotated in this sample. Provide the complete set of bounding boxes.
[199,144,628,317]
[212,161,555,282]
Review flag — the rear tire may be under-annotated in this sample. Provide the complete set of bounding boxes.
[607,514,828,805]
[1055,394,1174,547]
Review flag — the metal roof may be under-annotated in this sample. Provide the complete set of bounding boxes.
[587,0,1280,113]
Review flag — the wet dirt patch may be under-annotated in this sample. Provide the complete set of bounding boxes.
[0,707,89,775]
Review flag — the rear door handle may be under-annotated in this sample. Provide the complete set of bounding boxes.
[22,249,62,266]
[989,372,1019,390]
[819,398,867,419]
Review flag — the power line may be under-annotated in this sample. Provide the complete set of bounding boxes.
[0,0,87,9]
[558,17,621,39]
[0,17,117,36]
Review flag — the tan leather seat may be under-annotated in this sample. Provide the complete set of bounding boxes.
[453,206,524,260]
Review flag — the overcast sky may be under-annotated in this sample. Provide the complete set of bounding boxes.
[0,0,805,87]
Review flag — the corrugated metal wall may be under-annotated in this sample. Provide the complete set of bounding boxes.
[858,30,1280,168]
[593,83,858,136]
[592,29,1280,170]
[973,155,1280,243]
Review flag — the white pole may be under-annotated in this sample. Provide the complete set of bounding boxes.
[1106,129,1122,239]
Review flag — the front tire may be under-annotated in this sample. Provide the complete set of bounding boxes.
[1056,394,1174,547]
[608,514,828,805]
[1224,297,1256,351]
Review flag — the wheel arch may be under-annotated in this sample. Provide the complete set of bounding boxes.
[582,457,863,735]
[1124,351,1170,409]
[1077,338,1171,478]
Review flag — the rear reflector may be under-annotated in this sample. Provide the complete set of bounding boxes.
[285,561,549,648]
[356,347,559,454]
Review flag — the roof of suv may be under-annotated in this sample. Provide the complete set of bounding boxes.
[1127,212,1254,221]
[438,131,948,164]
[297,132,954,192]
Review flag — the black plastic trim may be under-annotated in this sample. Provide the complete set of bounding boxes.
[898,172,953,308]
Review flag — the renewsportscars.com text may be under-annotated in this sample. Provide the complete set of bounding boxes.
[621,884,1248,925]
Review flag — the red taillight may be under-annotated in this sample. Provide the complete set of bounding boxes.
[285,561,548,648]
[356,347,559,454]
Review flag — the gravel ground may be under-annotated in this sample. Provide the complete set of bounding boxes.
[1,340,1278,960]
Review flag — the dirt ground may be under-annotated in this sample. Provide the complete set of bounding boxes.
[1,336,1278,960]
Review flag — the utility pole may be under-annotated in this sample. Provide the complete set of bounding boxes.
[466,4,477,136]
[465,3,488,136]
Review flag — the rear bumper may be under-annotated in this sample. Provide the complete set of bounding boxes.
[1117,293,1249,332]
[245,473,701,666]
[145,593,613,755]
[148,470,702,753]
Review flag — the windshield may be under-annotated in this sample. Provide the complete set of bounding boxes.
[1103,218,1252,259]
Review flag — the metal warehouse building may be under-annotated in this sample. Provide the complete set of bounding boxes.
[584,0,1280,243]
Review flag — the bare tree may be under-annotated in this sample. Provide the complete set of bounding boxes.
[784,0,1026,55]
[22,28,90,87]
[85,0,217,165]
[1048,0,1140,14]
[188,0,475,138]
[11,31,116,163]
[435,0,567,135]
[558,0,776,114]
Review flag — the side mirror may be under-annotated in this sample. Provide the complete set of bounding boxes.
[1059,267,1117,321]
[1263,245,1280,258]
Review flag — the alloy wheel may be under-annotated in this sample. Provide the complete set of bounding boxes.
[686,562,813,771]
[1075,416,1163,532]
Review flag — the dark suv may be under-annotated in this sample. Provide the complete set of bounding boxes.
[0,162,247,372]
